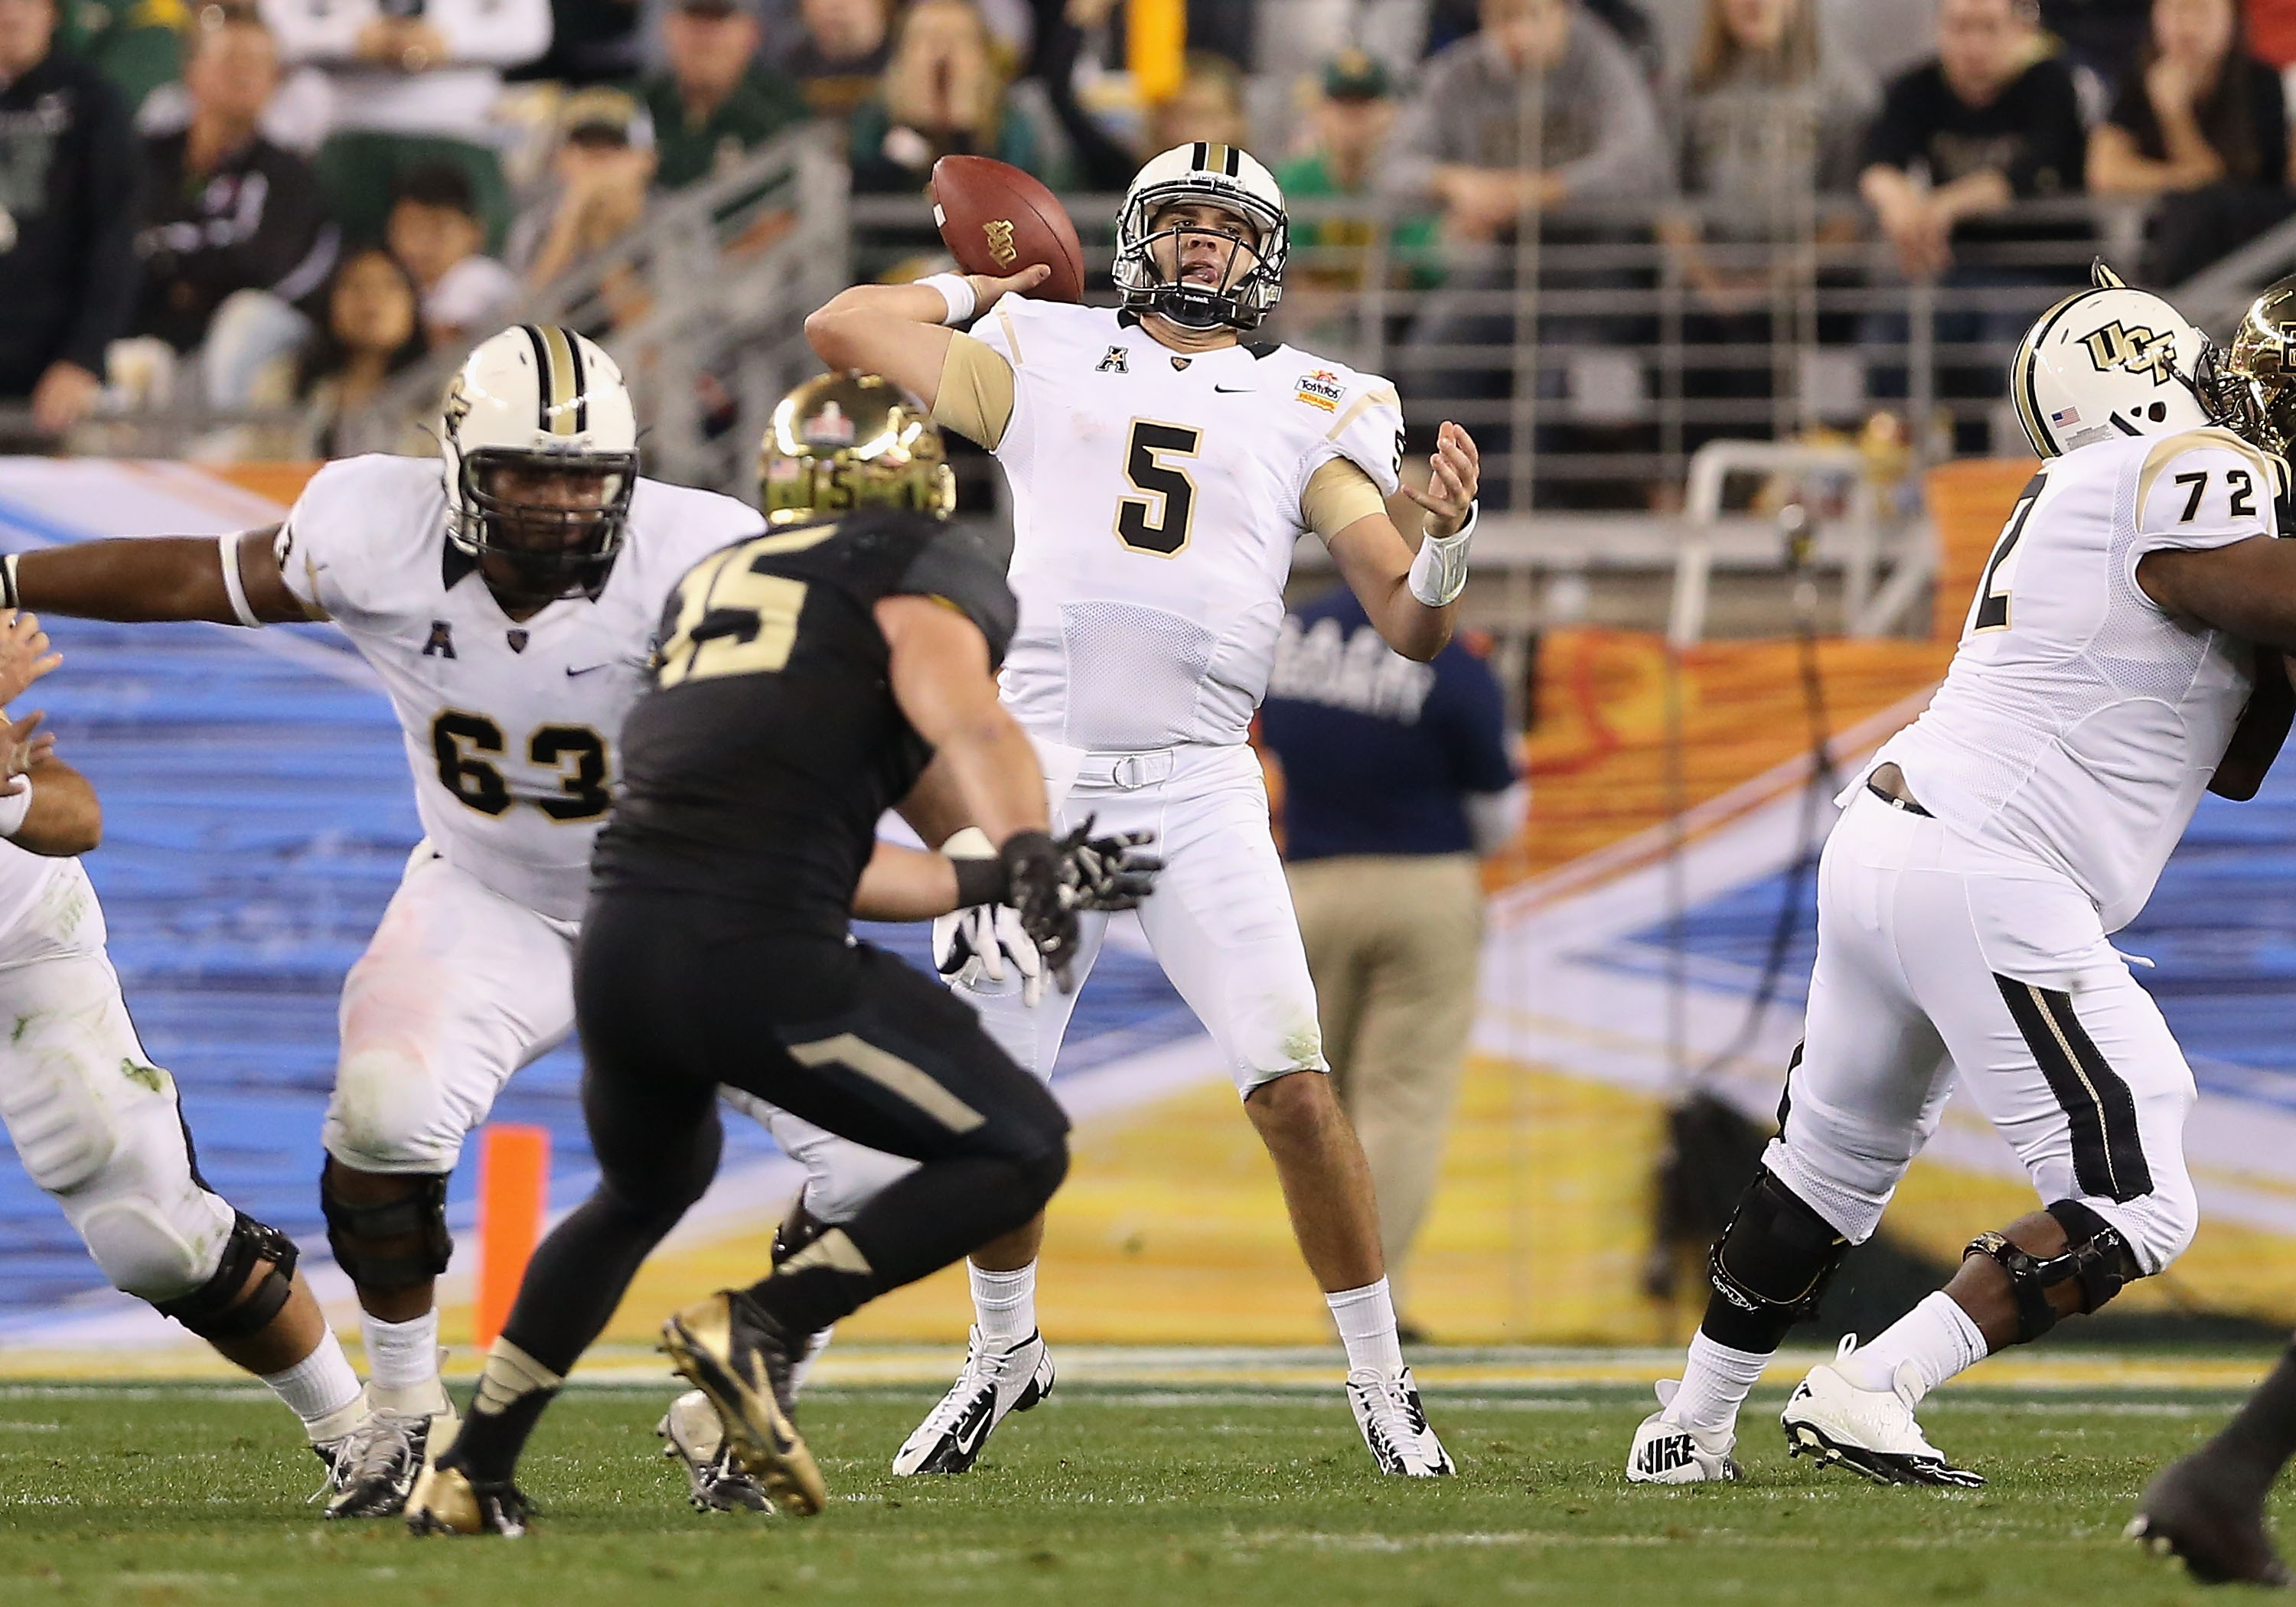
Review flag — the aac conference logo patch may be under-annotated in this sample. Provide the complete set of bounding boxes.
[1293,370,1344,412]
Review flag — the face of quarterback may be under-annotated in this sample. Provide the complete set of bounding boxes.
[1146,200,1264,295]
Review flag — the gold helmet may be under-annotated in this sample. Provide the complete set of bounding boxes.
[758,372,955,526]
[2215,275,2296,460]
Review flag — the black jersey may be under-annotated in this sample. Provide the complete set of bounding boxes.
[593,510,1016,931]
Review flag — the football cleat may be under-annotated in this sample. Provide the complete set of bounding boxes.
[660,1289,825,1517]
[1780,1338,1984,1488]
[658,1389,771,1514]
[892,1328,1056,1476]
[324,1403,458,1519]
[405,1462,530,1537]
[1346,1367,1455,1477]
[1627,1381,1743,1484]
[2128,1446,2293,1586]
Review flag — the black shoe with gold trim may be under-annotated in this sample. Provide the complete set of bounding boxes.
[660,1289,826,1517]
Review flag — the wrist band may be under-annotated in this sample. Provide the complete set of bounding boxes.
[0,775,34,839]
[2,553,19,611]
[942,825,1003,908]
[217,531,262,627]
[1408,500,1478,608]
[917,272,979,328]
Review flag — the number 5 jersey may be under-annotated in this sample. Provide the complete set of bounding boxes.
[275,455,767,921]
[931,297,1406,752]
[1870,426,2278,934]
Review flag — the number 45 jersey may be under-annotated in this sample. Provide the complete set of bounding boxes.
[934,297,1406,752]
[1873,426,2278,934]
[276,455,766,921]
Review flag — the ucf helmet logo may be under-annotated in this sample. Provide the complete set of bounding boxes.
[2081,322,2179,386]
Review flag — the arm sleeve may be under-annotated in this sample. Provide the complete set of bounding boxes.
[2129,432,2281,581]
[63,82,142,375]
[1548,27,1671,202]
[892,522,1017,666]
[930,330,1017,451]
[430,0,554,67]
[1295,376,1405,524]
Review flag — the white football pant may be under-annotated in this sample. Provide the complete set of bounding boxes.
[1769,789,2199,1275]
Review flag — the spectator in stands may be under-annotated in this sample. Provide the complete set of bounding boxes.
[1282,51,1439,289]
[1860,0,2087,445]
[56,0,184,119]
[1259,588,1525,1338]
[386,161,520,347]
[260,0,552,250]
[1658,0,1872,443]
[284,244,429,455]
[1384,0,1670,507]
[0,0,140,444]
[784,0,892,123]
[2090,0,2294,279]
[509,86,657,291]
[849,0,1060,191]
[1146,50,1252,152]
[644,0,807,191]
[126,6,336,407]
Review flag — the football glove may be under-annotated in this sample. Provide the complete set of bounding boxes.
[999,830,1078,993]
[1057,818,1161,911]
[933,903,1047,1007]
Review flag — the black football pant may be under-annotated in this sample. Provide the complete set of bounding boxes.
[456,888,1069,1477]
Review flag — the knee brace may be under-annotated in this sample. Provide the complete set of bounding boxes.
[150,1211,299,1342]
[1964,1200,2142,1344]
[1708,1168,1851,1328]
[321,1166,452,1291]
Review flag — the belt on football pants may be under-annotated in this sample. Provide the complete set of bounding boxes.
[1866,775,1933,817]
[1073,748,1179,791]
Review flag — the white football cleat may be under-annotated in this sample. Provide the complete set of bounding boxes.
[891,1328,1055,1475]
[1780,1337,1984,1488]
[1626,1380,1742,1483]
[658,1390,771,1514]
[1346,1367,1455,1476]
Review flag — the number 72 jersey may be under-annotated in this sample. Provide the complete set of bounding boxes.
[1874,426,2278,933]
[276,455,767,921]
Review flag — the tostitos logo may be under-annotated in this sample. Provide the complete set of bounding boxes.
[983,219,1019,269]
[1293,370,1344,412]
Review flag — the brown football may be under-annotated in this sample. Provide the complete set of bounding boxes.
[930,155,1086,305]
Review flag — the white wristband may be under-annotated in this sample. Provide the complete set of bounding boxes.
[1407,500,1478,608]
[917,272,979,328]
[0,775,34,839]
[217,531,261,627]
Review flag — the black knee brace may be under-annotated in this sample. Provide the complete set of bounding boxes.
[1964,1200,2142,1343]
[1707,1169,1851,1338]
[321,1166,452,1292]
[152,1211,299,1342]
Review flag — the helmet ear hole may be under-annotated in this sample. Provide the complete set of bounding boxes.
[2149,402,2167,422]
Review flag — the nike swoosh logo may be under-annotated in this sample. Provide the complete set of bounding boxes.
[950,1393,996,1457]
[566,663,613,676]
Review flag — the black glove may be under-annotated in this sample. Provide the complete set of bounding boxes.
[999,830,1078,992]
[1057,816,1161,911]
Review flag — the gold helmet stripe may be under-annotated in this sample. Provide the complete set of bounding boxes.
[522,324,585,436]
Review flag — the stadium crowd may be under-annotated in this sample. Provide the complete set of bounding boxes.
[2,0,2294,461]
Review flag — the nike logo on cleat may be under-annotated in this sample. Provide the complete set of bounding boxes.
[1636,1434,1696,1477]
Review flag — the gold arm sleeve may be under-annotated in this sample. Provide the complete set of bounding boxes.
[931,332,1017,450]
[1301,457,1390,540]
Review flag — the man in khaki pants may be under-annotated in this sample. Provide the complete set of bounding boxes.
[1260,587,1524,1336]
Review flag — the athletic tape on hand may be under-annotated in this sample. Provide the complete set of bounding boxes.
[1408,500,1478,608]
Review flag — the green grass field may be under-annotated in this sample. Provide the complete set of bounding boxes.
[0,1370,2278,1606]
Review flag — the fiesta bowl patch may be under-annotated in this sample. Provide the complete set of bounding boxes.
[1294,370,1344,412]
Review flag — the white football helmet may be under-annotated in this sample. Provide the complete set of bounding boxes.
[440,324,640,601]
[1113,142,1287,331]
[2011,262,2222,457]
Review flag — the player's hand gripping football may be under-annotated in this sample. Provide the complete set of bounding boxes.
[1056,818,1161,911]
[1404,422,1480,539]
[962,262,1052,319]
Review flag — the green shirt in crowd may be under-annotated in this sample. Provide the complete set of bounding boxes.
[644,67,810,193]
[1276,152,1442,290]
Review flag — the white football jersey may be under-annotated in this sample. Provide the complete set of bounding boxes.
[968,298,1404,751]
[276,455,765,921]
[1875,427,2276,932]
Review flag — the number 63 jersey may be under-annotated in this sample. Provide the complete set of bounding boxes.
[934,297,1405,752]
[275,455,767,921]
[1873,426,2278,934]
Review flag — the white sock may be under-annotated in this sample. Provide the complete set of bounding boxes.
[1671,1332,1770,1438]
[361,1309,449,1416]
[1326,1278,1407,1377]
[970,1261,1038,1348]
[1840,1291,1989,1402]
[261,1328,367,1445]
